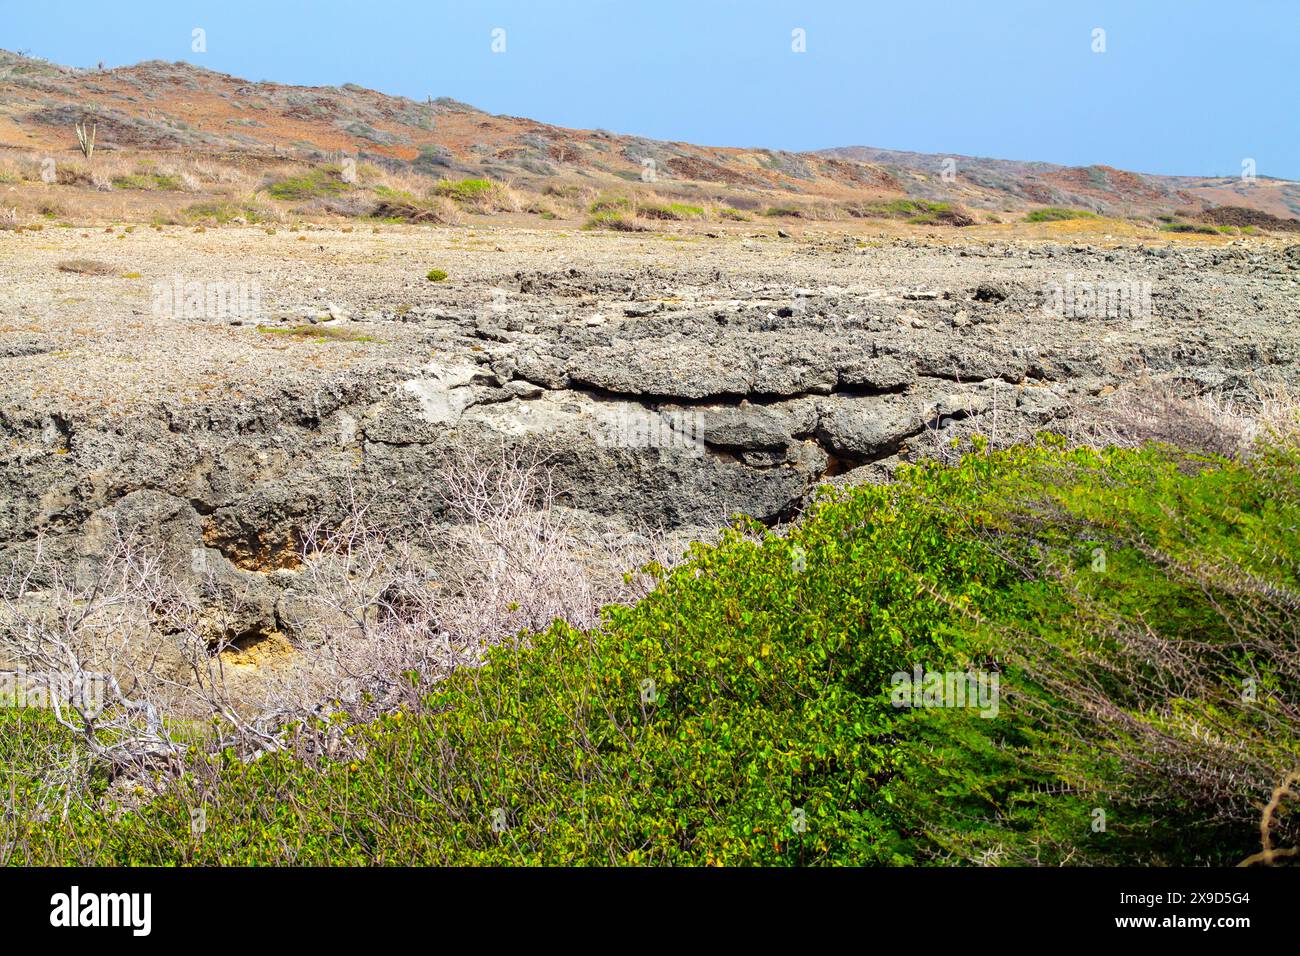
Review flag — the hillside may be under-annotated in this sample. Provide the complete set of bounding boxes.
[3,49,1297,222]
[820,145,1300,220]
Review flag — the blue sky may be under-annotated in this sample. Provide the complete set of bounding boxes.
[5,1,1298,178]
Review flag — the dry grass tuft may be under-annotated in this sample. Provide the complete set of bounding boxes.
[372,193,461,225]
[56,258,116,276]
[1075,378,1300,458]
[915,377,1300,468]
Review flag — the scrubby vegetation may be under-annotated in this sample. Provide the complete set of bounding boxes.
[55,258,116,275]
[579,194,712,228]
[583,210,645,232]
[430,177,519,213]
[902,201,973,226]
[588,195,633,215]
[369,187,460,224]
[3,432,1296,866]
[256,324,376,343]
[1159,221,1222,235]
[837,198,958,225]
[7,137,1280,239]
[112,170,184,191]
[263,166,352,201]
[1025,207,1098,223]
[181,199,274,225]
[638,202,705,221]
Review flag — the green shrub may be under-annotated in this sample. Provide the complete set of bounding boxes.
[426,268,448,281]
[846,199,973,226]
[879,198,933,216]
[111,171,183,191]
[638,202,706,221]
[588,195,632,214]
[1024,207,1098,222]
[264,167,351,201]
[1160,221,1219,235]
[429,178,516,212]
[431,178,495,202]
[8,436,1297,865]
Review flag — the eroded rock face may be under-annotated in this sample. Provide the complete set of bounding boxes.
[2,225,1297,642]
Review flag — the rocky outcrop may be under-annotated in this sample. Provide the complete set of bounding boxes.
[2,227,1297,644]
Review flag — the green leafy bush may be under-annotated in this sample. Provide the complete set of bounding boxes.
[6,437,1298,865]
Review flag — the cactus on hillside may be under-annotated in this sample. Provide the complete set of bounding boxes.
[74,118,96,161]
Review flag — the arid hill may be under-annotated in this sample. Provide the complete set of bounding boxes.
[3,49,1297,222]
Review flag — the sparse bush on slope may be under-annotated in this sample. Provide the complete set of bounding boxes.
[263,166,352,201]
[180,199,275,224]
[369,187,461,224]
[431,178,520,213]
[847,198,976,226]
[583,210,646,232]
[1025,206,1097,222]
[6,434,1297,865]
[637,202,705,221]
